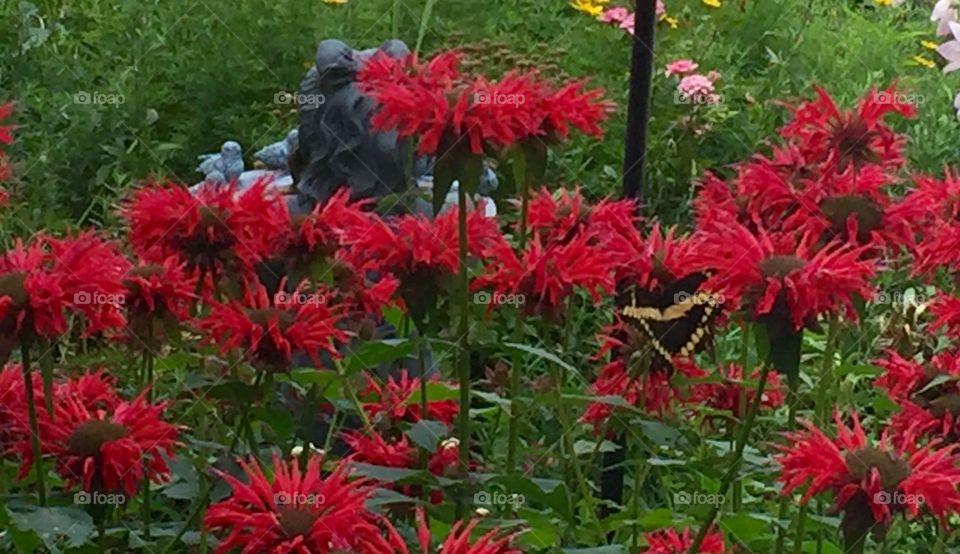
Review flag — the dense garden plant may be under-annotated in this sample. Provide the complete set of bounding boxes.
[4,1,960,553]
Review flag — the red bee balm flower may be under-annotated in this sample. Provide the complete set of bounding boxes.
[196,281,347,371]
[688,362,785,419]
[693,221,876,329]
[360,370,459,425]
[0,101,15,185]
[122,257,195,343]
[12,380,177,497]
[0,233,129,356]
[874,349,960,447]
[417,509,522,554]
[358,50,609,155]
[123,180,288,280]
[640,526,725,553]
[774,412,960,537]
[779,84,915,172]
[204,454,405,554]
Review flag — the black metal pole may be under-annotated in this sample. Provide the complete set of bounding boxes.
[602,0,657,533]
[621,0,657,206]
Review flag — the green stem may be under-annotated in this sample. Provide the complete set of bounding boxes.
[685,365,772,554]
[161,371,265,554]
[455,182,471,519]
[20,343,46,505]
[773,375,800,554]
[142,329,155,540]
[732,322,751,511]
[506,188,529,474]
[792,504,808,554]
[339,361,372,432]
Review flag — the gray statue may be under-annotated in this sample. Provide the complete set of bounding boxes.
[293,38,412,212]
[255,129,298,171]
[197,140,244,183]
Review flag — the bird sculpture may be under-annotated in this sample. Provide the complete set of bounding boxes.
[254,129,299,171]
[196,141,244,183]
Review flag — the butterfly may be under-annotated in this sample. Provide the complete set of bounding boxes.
[619,272,722,371]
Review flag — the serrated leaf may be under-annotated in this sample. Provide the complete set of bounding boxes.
[6,503,94,549]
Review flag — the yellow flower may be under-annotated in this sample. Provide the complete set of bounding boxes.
[702,0,721,7]
[322,0,347,4]
[922,40,939,51]
[571,0,607,16]
[874,0,894,5]
[913,55,937,69]
[660,14,679,28]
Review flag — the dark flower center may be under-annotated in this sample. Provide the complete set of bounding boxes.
[66,420,129,457]
[759,255,806,279]
[820,195,883,240]
[247,308,295,330]
[928,393,960,418]
[0,272,28,309]
[277,507,316,538]
[829,117,877,165]
[844,447,910,488]
[183,207,237,270]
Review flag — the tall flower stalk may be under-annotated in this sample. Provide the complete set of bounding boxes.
[686,364,771,553]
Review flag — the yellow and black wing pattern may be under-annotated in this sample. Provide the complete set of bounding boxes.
[619,272,721,371]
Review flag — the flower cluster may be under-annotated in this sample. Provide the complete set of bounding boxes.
[774,412,960,538]
[7,370,178,497]
[358,50,611,155]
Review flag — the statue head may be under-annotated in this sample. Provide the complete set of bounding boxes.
[314,39,360,83]
[285,129,299,147]
[221,141,242,157]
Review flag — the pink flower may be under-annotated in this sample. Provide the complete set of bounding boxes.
[665,59,699,77]
[598,6,630,23]
[678,74,716,100]
[657,0,666,16]
[938,21,960,73]
[933,0,958,36]
[619,17,635,34]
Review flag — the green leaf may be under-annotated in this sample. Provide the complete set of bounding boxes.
[349,462,425,483]
[406,381,460,403]
[573,439,620,456]
[562,547,626,554]
[6,503,95,549]
[503,342,579,377]
[343,339,415,373]
[207,381,259,405]
[253,406,294,442]
[719,512,769,542]
[405,420,449,452]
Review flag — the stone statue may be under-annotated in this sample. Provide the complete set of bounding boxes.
[197,141,244,183]
[292,38,413,213]
[254,129,298,171]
